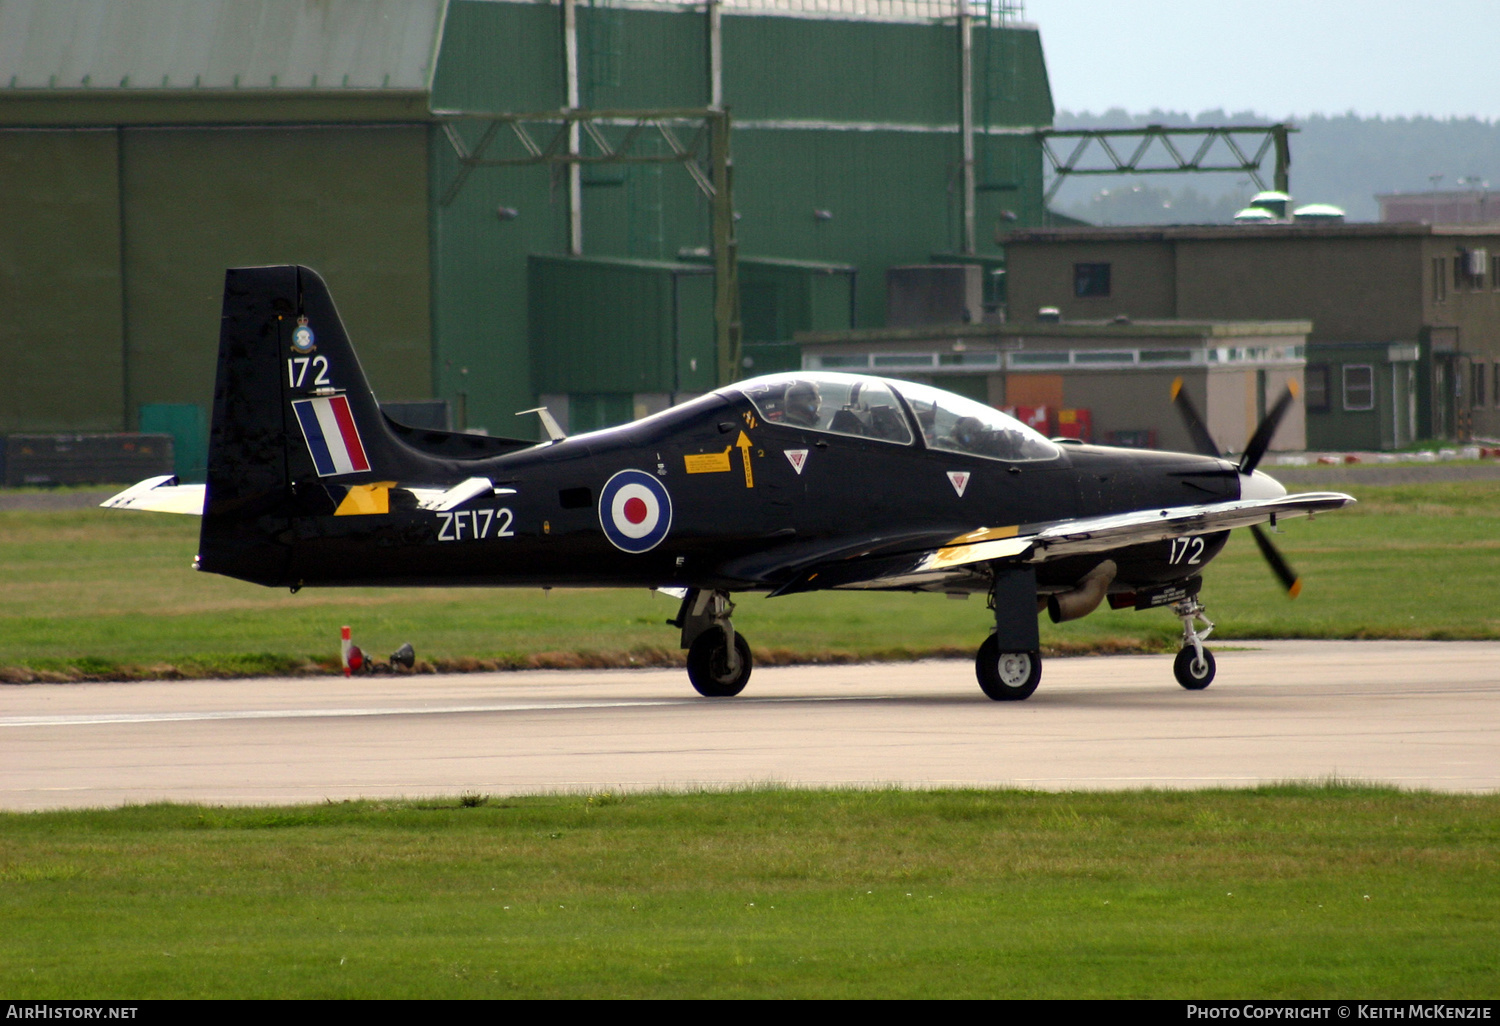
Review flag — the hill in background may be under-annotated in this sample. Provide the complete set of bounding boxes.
[1049,109,1500,224]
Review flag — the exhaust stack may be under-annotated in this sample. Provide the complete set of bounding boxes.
[1047,560,1117,624]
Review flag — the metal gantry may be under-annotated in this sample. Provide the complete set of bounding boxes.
[1037,124,1294,205]
[434,109,721,206]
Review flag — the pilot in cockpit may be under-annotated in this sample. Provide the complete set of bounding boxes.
[783,380,823,428]
[949,415,987,454]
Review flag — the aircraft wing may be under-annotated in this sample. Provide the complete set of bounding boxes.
[769,491,1354,596]
[100,475,206,515]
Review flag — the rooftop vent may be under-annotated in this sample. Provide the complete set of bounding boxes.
[1293,203,1346,223]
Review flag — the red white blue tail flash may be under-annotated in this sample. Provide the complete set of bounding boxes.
[293,395,371,477]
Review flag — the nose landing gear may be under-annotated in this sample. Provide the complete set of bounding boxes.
[672,589,752,697]
[1171,595,1216,689]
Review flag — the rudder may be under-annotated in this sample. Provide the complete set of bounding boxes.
[198,265,406,585]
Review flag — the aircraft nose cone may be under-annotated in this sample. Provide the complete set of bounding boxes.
[1239,468,1287,501]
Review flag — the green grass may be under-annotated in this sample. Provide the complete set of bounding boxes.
[2,479,1499,679]
[1,787,1495,998]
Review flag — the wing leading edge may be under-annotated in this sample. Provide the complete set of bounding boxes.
[769,491,1355,596]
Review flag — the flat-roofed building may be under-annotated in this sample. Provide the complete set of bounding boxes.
[1001,223,1500,447]
[796,318,1309,453]
[1379,190,1500,226]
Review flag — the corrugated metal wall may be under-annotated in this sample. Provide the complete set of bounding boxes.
[0,123,433,446]
[429,0,1053,434]
[120,125,433,422]
[0,128,124,433]
[529,255,715,396]
[0,0,439,456]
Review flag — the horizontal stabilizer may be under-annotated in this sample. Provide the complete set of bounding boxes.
[410,477,509,512]
[100,476,206,515]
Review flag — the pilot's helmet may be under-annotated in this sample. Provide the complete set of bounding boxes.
[784,380,821,426]
[952,415,984,448]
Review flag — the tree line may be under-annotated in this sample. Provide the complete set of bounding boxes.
[1049,109,1500,224]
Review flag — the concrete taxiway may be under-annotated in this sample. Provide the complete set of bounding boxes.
[1,640,1496,810]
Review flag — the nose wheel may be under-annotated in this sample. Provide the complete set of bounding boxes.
[1173,646,1215,689]
[1171,596,1216,690]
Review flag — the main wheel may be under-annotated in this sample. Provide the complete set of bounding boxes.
[975,634,1041,701]
[687,629,753,697]
[1173,646,1216,690]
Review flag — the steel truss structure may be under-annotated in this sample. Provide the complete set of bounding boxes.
[1037,124,1294,204]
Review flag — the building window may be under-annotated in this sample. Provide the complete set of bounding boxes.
[1305,364,1331,412]
[1475,361,1488,408]
[1433,257,1448,302]
[1468,248,1490,289]
[1073,262,1111,298]
[1342,364,1375,411]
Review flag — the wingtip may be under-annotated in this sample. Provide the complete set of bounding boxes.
[1288,378,1300,399]
[1170,376,1183,401]
[1288,579,1302,599]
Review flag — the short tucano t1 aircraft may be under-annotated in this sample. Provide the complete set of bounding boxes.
[105,265,1354,701]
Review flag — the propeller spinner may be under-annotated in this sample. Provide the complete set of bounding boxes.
[1170,376,1303,597]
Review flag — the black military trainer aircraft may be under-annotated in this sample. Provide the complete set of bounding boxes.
[106,266,1353,700]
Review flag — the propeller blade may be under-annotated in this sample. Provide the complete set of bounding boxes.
[1170,377,1221,458]
[1249,523,1302,598]
[1239,380,1298,476]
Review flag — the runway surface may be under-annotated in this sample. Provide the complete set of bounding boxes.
[2,640,1496,810]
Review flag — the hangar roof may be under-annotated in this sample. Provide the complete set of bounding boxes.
[0,0,444,92]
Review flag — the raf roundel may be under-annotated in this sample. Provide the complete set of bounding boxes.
[599,469,673,553]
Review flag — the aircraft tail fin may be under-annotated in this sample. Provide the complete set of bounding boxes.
[199,265,415,585]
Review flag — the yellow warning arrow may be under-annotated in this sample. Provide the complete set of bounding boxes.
[736,430,754,488]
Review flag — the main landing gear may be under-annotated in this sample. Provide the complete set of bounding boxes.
[975,634,1042,701]
[975,566,1043,701]
[671,589,752,697]
[1171,595,1216,690]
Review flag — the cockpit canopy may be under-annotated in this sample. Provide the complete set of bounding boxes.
[727,372,1060,462]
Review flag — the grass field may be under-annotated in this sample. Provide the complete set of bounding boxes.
[1,787,1495,999]
[2,479,1498,680]
[5,487,1496,999]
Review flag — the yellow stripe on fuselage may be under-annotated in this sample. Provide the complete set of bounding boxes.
[335,482,395,516]
[944,524,1019,547]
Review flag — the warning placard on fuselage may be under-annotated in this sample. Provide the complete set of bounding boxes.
[1135,575,1203,610]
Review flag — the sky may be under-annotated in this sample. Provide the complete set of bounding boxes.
[1022,0,1500,121]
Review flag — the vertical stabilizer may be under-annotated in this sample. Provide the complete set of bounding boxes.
[198,265,403,586]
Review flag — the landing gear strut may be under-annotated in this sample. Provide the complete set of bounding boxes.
[671,589,752,697]
[975,566,1042,701]
[1171,595,1216,690]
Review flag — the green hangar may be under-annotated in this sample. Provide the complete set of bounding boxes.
[0,0,1054,473]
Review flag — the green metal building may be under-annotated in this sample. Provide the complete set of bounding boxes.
[0,0,1054,472]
